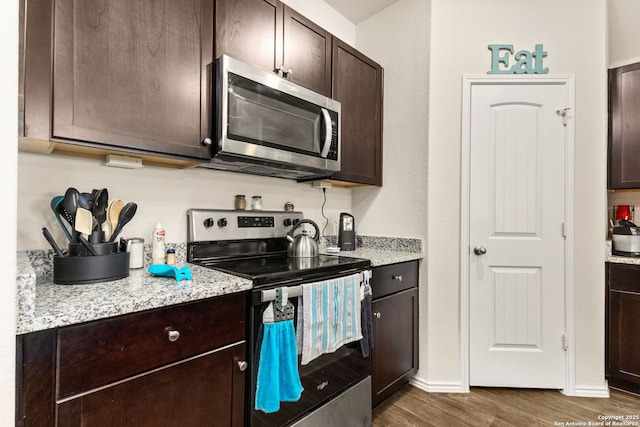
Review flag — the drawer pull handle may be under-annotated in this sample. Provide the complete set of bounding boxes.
[373,312,381,319]
[393,275,403,281]
[237,360,248,371]
[165,328,180,342]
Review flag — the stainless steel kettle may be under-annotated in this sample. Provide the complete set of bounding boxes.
[286,219,320,258]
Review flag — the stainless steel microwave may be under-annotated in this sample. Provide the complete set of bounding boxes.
[200,54,341,180]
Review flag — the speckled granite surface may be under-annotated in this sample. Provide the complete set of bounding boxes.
[606,240,640,265]
[321,236,423,266]
[17,236,423,335]
[16,245,252,335]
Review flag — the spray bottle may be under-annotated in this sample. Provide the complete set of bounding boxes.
[152,222,166,265]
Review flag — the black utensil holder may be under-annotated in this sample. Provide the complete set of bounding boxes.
[53,252,129,285]
[68,242,117,257]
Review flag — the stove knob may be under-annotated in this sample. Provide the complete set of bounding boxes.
[293,218,300,225]
[203,218,215,228]
[218,218,228,227]
[283,218,292,226]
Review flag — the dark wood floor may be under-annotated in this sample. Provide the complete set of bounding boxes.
[373,385,640,426]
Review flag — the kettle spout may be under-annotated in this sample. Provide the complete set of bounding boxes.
[286,234,294,243]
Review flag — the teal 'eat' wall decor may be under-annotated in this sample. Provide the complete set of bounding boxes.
[488,44,548,74]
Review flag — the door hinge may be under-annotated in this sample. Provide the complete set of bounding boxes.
[556,108,571,127]
[562,334,569,351]
[562,222,567,238]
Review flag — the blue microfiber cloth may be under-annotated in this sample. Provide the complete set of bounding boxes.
[255,319,303,413]
[147,264,192,282]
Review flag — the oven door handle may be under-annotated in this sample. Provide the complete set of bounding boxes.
[259,268,369,302]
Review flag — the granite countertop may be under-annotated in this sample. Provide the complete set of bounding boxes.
[16,250,253,335]
[17,237,423,335]
[322,236,423,266]
[606,240,640,265]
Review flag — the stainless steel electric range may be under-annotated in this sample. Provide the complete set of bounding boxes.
[187,209,372,427]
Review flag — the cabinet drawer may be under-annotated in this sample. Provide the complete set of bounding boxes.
[607,262,640,293]
[371,260,419,299]
[57,292,246,398]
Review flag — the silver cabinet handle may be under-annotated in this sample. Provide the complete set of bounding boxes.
[165,327,180,342]
[202,137,212,146]
[277,65,293,78]
[373,312,381,319]
[237,360,248,372]
[392,275,403,281]
[473,246,487,255]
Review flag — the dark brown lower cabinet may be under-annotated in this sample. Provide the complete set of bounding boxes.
[16,293,247,427]
[606,262,640,394]
[371,261,419,406]
[57,343,246,427]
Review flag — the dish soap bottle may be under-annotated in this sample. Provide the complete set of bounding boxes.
[152,222,166,264]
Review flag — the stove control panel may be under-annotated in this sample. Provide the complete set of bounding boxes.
[188,209,305,242]
[238,216,275,228]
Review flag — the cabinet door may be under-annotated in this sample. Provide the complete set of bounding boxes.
[609,62,640,189]
[331,39,383,186]
[607,263,640,393]
[215,1,331,96]
[52,0,213,160]
[282,6,331,96]
[215,0,282,75]
[57,342,246,427]
[371,288,418,406]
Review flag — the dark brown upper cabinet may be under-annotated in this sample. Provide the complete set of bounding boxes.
[214,0,332,96]
[21,0,213,160]
[609,62,640,189]
[606,262,640,395]
[331,39,384,186]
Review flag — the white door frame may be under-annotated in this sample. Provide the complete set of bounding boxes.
[460,74,576,395]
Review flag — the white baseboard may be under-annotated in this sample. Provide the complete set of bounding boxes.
[410,377,466,393]
[570,384,610,398]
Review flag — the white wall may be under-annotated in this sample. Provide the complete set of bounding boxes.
[608,0,640,67]
[17,3,356,251]
[18,153,352,249]
[1,0,18,423]
[351,0,430,380]
[428,0,607,392]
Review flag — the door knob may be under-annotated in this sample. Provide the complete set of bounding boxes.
[473,246,487,255]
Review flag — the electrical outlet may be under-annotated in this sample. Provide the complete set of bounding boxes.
[311,180,332,189]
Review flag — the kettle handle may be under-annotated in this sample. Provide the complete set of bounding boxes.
[288,219,320,241]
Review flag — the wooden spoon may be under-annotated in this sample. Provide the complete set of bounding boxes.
[107,199,124,240]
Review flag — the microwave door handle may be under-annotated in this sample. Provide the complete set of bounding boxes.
[320,108,332,158]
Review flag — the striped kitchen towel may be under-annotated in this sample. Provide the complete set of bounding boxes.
[300,272,364,365]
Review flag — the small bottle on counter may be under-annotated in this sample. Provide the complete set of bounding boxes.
[126,237,145,269]
[166,248,176,266]
[234,195,246,210]
[252,195,263,210]
[152,222,166,264]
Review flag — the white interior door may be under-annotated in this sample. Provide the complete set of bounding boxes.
[468,80,569,388]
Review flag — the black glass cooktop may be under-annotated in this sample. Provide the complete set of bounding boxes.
[196,254,370,287]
